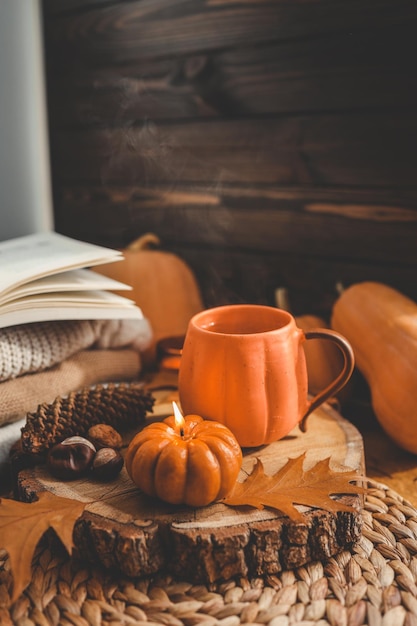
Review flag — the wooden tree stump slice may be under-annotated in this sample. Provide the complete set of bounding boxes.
[17,401,365,584]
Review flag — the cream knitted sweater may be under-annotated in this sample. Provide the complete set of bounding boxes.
[0,318,152,382]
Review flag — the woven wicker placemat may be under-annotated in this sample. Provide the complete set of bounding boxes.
[1,479,417,625]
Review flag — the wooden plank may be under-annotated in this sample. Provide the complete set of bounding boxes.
[52,184,417,266]
[42,0,417,63]
[44,26,417,126]
[177,248,417,314]
[48,113,417,188]
[50,233,417,321]
[52,182,417,216]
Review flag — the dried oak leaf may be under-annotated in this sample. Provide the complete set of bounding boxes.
[0,492,86,604]
[222,453,367,522]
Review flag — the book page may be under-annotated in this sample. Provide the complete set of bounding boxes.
[0,232,123,297]
[0,290,143,329]
[0,268,132,306]
[1,290,137,310]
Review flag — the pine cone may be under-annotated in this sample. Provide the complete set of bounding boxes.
[21,382,155,455]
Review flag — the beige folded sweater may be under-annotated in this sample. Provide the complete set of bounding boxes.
[0,349,141,426]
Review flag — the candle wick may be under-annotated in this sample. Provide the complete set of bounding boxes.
[180,427,185,438]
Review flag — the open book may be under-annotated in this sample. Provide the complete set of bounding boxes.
[0,231,145,329]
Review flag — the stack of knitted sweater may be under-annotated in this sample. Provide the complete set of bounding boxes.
[0,318,152,471]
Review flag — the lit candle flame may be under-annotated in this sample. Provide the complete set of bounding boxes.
[173,401,185,435]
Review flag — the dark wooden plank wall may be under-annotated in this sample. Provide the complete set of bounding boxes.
[42,0,417,316]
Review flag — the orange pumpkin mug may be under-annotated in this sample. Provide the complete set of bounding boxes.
[178,304,354,448]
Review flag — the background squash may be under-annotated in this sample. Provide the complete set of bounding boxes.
[275,288,348,400]
[331,281,417,454]
[125,414,242,507]
[94,233,204,364]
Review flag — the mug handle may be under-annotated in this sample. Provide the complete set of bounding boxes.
[299,329,355,432]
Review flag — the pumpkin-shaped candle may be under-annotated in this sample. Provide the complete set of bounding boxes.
[125,403,242,507]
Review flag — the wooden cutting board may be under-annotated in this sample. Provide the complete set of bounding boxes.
[17,387,365,585]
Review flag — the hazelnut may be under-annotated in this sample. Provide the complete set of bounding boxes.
[87,424,123,450]
[47,436,96,480]
[91,448,124,481]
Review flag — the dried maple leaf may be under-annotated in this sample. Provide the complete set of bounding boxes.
[222,453,367,522]
[0,491,86,604]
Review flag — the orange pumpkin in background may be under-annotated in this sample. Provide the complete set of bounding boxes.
[94,233,204,364]
[275,288,349,400]
[125,413,242,507]
[293,313,349,400]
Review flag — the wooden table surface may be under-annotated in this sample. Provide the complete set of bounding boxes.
[337,389,417,507]
[359,426,417,507]
[363,426,417,507]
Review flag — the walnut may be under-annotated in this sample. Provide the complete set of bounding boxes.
[87,424,123,450]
